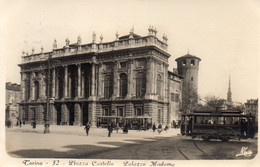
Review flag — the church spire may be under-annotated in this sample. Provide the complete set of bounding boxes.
[227,74,232,104]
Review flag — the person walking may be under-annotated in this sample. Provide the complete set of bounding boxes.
[158,123,162,134]
[164,124,169,133]
[84,122,91,136]
[137,122,141,131]
[152,124,156,132]
[115,122,120,133]
[19,120,22,128]
[108,122,113,137]
[32,121,36,129]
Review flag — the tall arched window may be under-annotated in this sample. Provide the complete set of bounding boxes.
[34,81,40,100]
[136,72,146,97]
[119,73,127,97]
[104,75,113,98]
[157,74,162,96]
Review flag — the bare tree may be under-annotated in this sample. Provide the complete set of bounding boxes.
[181,83,199,114]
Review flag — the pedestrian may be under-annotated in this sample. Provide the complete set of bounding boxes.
[137,122,141,131]
[108,122,113,137]
[115,122,120,133]
[123,123,129,134]
[20,121,22,128]
[32,121,36,129]
[84,122,91,136]
[152,124,156,132]
[164,124,169,133]
[157,123,162,134]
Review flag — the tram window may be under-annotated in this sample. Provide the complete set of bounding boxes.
[233,117,240,125]
[224,117,235,125]
[217,117,224,124]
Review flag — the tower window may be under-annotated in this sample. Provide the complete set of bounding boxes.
[119,62,126,69]
[191,77,193,81]
[191,60,195,66]
[182,60,186,66]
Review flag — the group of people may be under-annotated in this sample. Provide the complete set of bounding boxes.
[152,123,169,134]
[7,119,25,128]
[84,122,171,137]
[84,121,130,137]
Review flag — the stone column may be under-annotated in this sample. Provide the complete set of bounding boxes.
[51,104,57,125]
[64,66,68,98]
[112,61,118,98]
[145,58,153,97]
[55,70,59,98]
[68,69,71,98]
[91,64,96,96]
[30,72,35,100]
[52,69,56,98]
[61,103,68,125]
[77,64,82,98]
[127,59,133,98]
[81,71,85,98]
[88,102,97,127]
[98,64,104,98]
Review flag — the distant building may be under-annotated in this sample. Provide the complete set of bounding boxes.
[227,75,232,105]
[244,99,258,124]
[18,27,182,127]
[5,82,21,126]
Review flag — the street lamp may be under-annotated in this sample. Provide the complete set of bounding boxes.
[44,54,51,133]
[43,53,61,133]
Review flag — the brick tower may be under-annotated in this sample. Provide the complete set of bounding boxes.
[175,53,201,112]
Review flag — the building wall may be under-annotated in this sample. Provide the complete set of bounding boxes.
[168,72,182,125]
[5,82,21,125]
[18,31,181,127]
[244,99,258,124]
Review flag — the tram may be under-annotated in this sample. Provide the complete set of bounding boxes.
[180,110,256,141]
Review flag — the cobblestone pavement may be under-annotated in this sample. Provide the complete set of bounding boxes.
[5,125,258,160]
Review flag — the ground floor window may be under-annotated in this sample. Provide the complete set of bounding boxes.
[117,107,124,117]
[102,107,111,116]
[135,107,143,116]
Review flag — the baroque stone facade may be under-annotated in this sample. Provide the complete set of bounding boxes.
[18,28,182,127]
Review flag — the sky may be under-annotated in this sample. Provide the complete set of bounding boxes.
[1,0,259,103]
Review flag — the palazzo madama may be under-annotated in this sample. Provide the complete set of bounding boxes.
[18,27,182,128]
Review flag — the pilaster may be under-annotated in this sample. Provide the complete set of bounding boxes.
[64,66,68,98]
[50,104,57,125]
[77,64,82,98]
[74,103,82,126]
[112,61,119,99]
[52,69,56,98]
[61,103,69,125]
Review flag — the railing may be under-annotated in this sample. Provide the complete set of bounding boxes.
[21,36,168,64]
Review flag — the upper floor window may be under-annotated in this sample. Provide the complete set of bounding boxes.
[119,62,127,69]
[171,93,179,102]
[157,74,162,96]
[102,107,112,116]
[119,73,128,97]
[191,59,195,66]
[135,107,143,116]
[104,75,113,98]
[136,72,146,97]
[137,60,145,68]
[117,107,124,117]
[182,60,186,66]
[34,81,40,100]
